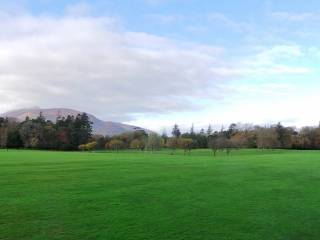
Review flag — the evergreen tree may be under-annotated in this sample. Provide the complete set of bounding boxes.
[190,123,195,136]
[6,129,23,148]
[207,124,213,136]
[70,113,93,150]
[161,129,168,144]
[172,124,181,138]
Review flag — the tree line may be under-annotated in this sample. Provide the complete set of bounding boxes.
[86,122,320,154]
[2,114,320,153]
[0,113,92,150]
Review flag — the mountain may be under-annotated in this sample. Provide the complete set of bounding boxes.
[0,108,148,136]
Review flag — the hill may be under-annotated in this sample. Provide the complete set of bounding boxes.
[0,108,147,136]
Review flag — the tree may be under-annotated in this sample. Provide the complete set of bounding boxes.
[130,139,145,151]
[78,144,87,151]
[78,142,96,151]
[226,123,237,138]
[297,127,316,149]
[208,134,233,156]
[161,129,168,145]
[208,135,219,156]
[172,124,181,138]
[314,128,320,149]
[230,131,249,148]
[166,138,179,154]
[217,135,232,155]
[190,124,195,137]
[86,142,97,151]
[0,118,9,148]
[6,129,23,149]
[178,138,193,154]
[199,128,205,135]
[275,122,292,148]
[256,127,279,149]
[70,113,93,150]
[195,132,207,148]
[55,116,72,150]
[107,139,125,152]
[41,123,58,149]
[92,135,107,150]
[224,138,233,155]
[207,124,213,136]
[146,133,161,152]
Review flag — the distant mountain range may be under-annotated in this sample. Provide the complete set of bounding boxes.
[0,108,148,136]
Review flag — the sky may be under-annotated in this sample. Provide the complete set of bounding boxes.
[1,0,320,132]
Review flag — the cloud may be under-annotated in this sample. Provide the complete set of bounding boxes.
[144,13,185,24]
[208,12,253,33]
[64,2,93,16]
[213,45,313,77]
[0,8,315,128]
[0,12,231,121]
[271,11,320,22]
[142,0,175,5]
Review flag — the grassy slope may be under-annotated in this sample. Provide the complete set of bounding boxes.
[1,149,320,240]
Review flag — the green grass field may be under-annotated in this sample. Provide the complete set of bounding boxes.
[1,149,320,240]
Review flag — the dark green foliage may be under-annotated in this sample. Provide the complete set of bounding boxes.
[92,135,107,149]
[275,122,293,148]
[172,124,181,138]
[181,131,208,149]
[0,113,92,150]
[6,129,23,148]
[70,113,92,149]
[0,117,9,147]
[206,124,212,136]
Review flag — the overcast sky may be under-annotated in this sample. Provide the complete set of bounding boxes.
[1,0,320,131]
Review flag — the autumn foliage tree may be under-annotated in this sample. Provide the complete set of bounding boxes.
[130,139,145,150]
[107,139,125,152]
[79,141,97,151]
[166,137,179,154]
[178,138,193,154]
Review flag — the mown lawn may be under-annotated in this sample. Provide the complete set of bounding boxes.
[1,149,320,240]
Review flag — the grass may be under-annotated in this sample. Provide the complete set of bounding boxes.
[1,149,320,240]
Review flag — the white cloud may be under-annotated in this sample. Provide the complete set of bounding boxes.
[271,11,320,22]
[0,13,231,121]
[0,10,316,130]
[214,45,313,77]
[145,13,185,24]
[142,0,176,5]
[135,83,320,132]
[65,2,93,16]
[208,12,253,33]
